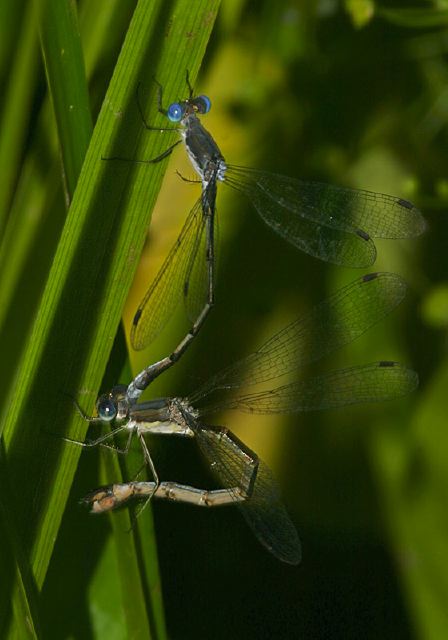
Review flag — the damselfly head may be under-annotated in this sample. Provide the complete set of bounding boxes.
[95,384,127,422]
[167,95,211,122]
[194,95,211,114]
[96,394,117,422]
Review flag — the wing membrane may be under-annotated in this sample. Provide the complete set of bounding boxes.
[183,184,217,328]
[199,362,418,415]
[190,272,406,402]
[225,165,425,268]
[194,424,301,565]
[131,197,206,350]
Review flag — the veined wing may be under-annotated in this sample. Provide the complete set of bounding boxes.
[193,423,301,565]
[225,165,425,268]
[183,178,218,328]
[131,196,206,350]
[198,362,418,415]
[189,272,406,402]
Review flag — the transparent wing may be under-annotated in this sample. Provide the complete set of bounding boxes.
[193,424,301,565]
[190,272,406,402]
[131,196,206,350]
[199,362,418,415]
[183,183,218,327]
[225,165,426,268]
[182,218,210,326]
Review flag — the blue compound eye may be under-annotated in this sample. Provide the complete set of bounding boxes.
[97,397,117,422]
[167,102,184,122]
[195,95,211,114]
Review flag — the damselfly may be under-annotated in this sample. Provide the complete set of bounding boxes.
[74,272,418,563]
[127,75,426,352]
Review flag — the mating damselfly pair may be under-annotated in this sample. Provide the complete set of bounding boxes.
[71,74,425,564]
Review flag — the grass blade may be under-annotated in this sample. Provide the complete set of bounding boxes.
[36,0,93,199]
[1,1,220,637]
[0,3,39,234]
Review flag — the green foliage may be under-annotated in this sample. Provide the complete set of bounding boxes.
[0,0,219,637]
[0,0,446,638]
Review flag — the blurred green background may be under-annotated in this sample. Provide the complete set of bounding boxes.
[0,1,447,638]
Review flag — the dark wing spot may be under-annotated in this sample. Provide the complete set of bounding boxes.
[133,308,142,326]
[397,198,414,210]
[378,360,396,367]
[356,228,371,241]
[362,272,379,282]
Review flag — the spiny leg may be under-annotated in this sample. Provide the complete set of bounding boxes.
[136,79,179,131]
[176,170,201,184]
[63,392,100,423]
[61,425,134,455]
[104,79,181,162]
[185,70,194,98]
[125,433,162,523]
[102,140,181,165]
